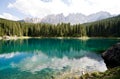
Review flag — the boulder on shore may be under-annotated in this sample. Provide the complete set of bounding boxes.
[102,43,120,69]
[2,36,10,40]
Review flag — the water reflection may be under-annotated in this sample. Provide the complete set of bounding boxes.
[0,38,119,57]
[16,51,106,72]
[0,51,107,75]
[0,52,20,59]
[0,38,120,79]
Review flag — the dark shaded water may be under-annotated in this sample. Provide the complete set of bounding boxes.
[0,38,120,79]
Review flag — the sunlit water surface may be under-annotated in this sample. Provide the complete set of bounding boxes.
[0,38,120,79]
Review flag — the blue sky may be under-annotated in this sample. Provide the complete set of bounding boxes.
[0,0,120,20]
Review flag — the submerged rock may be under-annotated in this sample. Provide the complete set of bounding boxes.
[102,43,120,69]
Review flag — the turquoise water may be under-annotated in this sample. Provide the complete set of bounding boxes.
[0,38,120,79]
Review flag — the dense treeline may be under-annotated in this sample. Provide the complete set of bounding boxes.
[85,15,120,37]
[0,15,120,37]
[0,18,86,37]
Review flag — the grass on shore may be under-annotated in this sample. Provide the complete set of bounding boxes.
[78,67,120,79]
[56,67,120,79]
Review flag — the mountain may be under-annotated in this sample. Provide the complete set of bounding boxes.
[23,18,42,23]
[41,13,65,24]
[87,11,112,22]
[22,11,113,24]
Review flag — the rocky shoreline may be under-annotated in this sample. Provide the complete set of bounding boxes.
[0,36,31,40]
[0,36,120,41]
[102,43,120,69]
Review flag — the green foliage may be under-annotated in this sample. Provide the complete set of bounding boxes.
[0,15,120,37]
[79,67,120,79]
[55,66,120,79]
[85,15,120,37]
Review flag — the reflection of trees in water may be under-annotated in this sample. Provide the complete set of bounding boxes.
[0,39,85,53]
[0,39,26,53]
[0,38,119,58]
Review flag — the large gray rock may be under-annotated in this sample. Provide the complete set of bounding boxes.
[102,43,120,69]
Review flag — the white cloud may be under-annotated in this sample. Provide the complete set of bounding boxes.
[0,13,19,20]
[0,52,20,59]
[12,51,107,74]
[8,0,120,18]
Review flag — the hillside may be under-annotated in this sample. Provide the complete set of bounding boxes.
[0,15,120,37]
[85,15,120,37]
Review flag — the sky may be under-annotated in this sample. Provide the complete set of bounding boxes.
[0,0,120,20]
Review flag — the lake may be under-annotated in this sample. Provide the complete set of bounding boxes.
[0,38,120,79]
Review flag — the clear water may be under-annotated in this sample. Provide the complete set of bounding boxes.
[0,38,120,79]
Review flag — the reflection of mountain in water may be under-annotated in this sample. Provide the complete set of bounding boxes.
[1,38,118,79]
[0,51,107,78]
[0,38,119,58]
